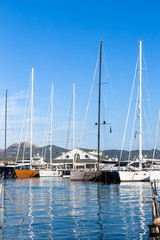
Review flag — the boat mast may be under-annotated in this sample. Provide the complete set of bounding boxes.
[30,67,34,170]
[97,40,102,172]
[50,83,53,169]
[5,89,8,162]
[139,40,143,169]
[73,83,75,170]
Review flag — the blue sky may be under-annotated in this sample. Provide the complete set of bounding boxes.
[0,0,160,150]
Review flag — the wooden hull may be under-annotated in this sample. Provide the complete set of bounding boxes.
[15,169,39,178]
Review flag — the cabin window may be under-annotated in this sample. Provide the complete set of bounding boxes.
[85,154,89,159]
[66,155,69,159]
[86,164,94,169]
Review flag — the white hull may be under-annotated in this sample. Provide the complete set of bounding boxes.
[63,175,70,178]
[119,170,150,182]
[150,170,160,182]
[39,169,62,177]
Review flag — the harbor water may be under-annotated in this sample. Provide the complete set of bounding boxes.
[0,178,152,239]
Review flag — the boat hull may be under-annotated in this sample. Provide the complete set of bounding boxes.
[70,170,101,181]
[0,166,17,178]
[119,170,150,182]
[150,170,160,182]
[39,170,62,177]
[62,170,70,178]
[15,169,39,178]
[70,170,85,181]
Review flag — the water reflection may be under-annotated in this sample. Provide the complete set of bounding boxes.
[120,182,151,239]
[97,183,103,240]
[48,179,53,240]
[28,179,34,240]
[0,178,152,239]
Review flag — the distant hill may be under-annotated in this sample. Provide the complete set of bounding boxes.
[1,143,160,162]
[0,142,67,162]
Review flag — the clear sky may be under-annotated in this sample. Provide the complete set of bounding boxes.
[0,0,160,151]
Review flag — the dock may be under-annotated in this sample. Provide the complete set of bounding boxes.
[148,181,160,239]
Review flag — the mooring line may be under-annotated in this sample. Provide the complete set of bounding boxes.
[1,184,24,219]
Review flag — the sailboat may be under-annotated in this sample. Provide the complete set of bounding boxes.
[118,40,150,182]
[62,83,75,178]
[39,84,62,177]
[0,89,17,178]
[15,68,39,178]
[70,41,103,181]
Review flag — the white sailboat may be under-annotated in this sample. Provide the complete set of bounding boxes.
[39,84,62,177]
[119,40,150,182]
[62,83,75,178]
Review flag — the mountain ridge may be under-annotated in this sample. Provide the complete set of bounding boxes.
[1,143,160,162]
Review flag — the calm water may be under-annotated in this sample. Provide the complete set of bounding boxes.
[0,178,152,239]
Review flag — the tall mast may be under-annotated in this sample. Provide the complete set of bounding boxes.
[139,40,143,169]
[5,89,8,162]
[30,67,34,170]
[97,40,102,172]
[50,83,53,168]
[73,83,75,170]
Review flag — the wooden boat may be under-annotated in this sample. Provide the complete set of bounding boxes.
[15,169,39,178]
[15,68,39,179]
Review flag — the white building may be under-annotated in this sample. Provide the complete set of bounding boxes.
[52,147,117,170]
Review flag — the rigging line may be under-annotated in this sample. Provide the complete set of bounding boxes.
[8,101,15,143]
[66,98,73,150]
[142,53,154,140]
[22,103,30,162]
[142,53,150,99]
[128,85,139,162]
[101,91,111,150]
[101,92,107,150]
[78,52,99,149]
[22,99,30,161]
[142,107,152,150]
[32,71,44,148]
[102,47,117,110]
[0,101,5,148]
[43,114,50,162]
[119,55,139,164]
[53,87,58,119]
[44,106,51,161]
[101,88,107,120]
[153,108,160,162]
[142,92,154,143]
[42,91,51,158]
[16,74,31,162]
[103,47,123,139]
[102,46,111,81]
